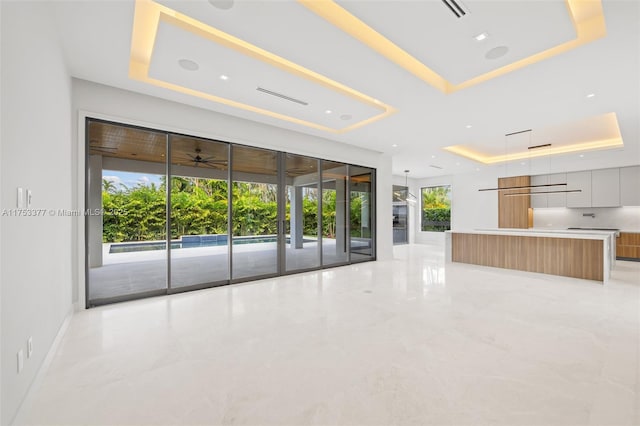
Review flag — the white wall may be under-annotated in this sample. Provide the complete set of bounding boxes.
[450,170,499,231]
[0,2,3,421]
[71,79,393,305]
[0,2,73,424]
[399,169,500,245]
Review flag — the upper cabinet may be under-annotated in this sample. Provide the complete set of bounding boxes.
[591,168,620,207]
[530,173,567,208]
[566,171,592,208]
[620,166,640,206]
[531,167,638,208]
[530,174,548,208]
[547,173,567,207]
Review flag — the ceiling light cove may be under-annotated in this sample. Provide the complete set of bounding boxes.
[298,0,606,93]
[443,112,623,164]
[129,0,395,133]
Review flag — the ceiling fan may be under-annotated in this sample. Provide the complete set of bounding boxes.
[185,148,227,168]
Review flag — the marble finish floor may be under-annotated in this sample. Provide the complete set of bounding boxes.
[16,244,640,425]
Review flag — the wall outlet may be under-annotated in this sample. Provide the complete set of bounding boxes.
[17,349,24,373]
[27,337,33,358]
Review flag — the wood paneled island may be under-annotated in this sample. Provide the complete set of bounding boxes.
[445,229,614,283]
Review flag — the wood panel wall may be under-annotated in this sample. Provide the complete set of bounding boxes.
[616,232,640,259]
[498,175,531,229]
[451,233,604,281]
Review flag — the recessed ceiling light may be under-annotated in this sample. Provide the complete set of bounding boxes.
[586,93,595,98]
[475,168,480,171]
[465,125,472,129]
[219,74,229,81]
[431,155,436,159]
[456,162,460,166]
[521,162,526,165]
[178,59,199,71]
[474,32,488,41]
[325,110,332,114]
[579,154,585,158]
[485,46,509,60]
[391,144,398,148]
[208,0,234,10]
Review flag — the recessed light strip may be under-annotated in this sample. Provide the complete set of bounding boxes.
[298,0,606,93]
[130,0,396,133]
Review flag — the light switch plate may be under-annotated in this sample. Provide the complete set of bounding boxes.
[17,187,24,208]
[26,190,32,208]
[17,349,24,373]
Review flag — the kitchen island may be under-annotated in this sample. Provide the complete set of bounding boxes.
[445,228,613,283]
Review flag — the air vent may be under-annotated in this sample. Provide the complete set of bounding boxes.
[429,165,443,169]
[256,87,308,106]
[441,0,468,18]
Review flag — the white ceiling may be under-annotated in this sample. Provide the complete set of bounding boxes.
[50,0,640,178]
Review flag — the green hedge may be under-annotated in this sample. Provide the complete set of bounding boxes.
[421,208,451,232]
[102,179,370,242]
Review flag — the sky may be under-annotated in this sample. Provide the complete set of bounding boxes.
[102,170,163,190]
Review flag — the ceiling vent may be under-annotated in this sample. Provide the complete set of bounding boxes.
[256,87,308,106]
[441,0,468,18]
[429,164,443,169]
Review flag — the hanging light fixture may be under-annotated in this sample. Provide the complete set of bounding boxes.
[404,170,418,205]
[478,129,580,194]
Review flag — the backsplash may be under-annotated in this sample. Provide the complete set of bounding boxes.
[532,207,640,231]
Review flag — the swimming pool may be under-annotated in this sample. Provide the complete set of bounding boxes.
[109,235,313,253]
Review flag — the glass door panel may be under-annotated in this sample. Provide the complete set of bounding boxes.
[231,145,279,280]
[87,120,167,305]
[284,154,320,272]
[393,185,408,245]
[350,166,375,261]
[321,161,349,266]
[169,135,229,289]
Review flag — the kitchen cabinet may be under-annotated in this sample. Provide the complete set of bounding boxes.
[530,173,566,208]
[620,166,640,206]
[547,173,567,207]
[566,171,592,208]
[616,232,640,260]
[530,174,548,208]
[591,168,620,207]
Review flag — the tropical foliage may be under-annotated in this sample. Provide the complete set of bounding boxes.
[421,186,451,232]
[102,177,368,242]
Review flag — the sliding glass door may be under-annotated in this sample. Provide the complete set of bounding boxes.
[321,161,349,266]
[284,154,320,272]
[169,135,229,289]
[349,166,375,262]
[86,119,376,306]
[86,120,168,305]
[231,145,279,281]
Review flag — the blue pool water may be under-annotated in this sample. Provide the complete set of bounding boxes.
[110,236,311,254]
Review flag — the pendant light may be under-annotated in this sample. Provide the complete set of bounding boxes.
[404,170,418,205]
[478,129,581,195]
